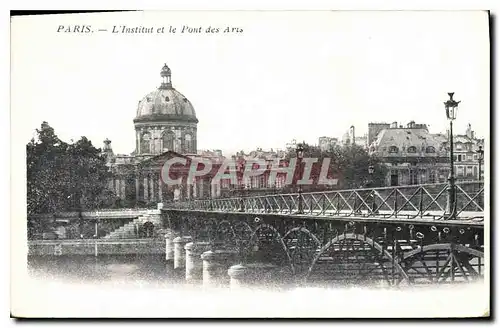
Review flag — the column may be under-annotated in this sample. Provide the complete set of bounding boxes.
[211,180,216,199]
[216,181,221,198]
[115,178,120,198]
[136,130,140,154]
[149,173,155,203]
[192,179,197,199]
[120,179,126,199]
[144,176,149,201]
[158,173,163,203]
[198,179,205,198]
[135,176,140,202]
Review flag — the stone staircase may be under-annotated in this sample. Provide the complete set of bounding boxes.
[102,210,162,239]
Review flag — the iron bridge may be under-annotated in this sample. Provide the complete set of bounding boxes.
[163,182,485,286]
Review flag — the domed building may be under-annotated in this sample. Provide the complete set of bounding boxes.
[104,64,219,206]
[134,64,198,157]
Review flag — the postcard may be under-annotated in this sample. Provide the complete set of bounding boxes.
[10,10,490,318]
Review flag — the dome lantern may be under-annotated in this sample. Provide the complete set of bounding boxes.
[160,63,172,89]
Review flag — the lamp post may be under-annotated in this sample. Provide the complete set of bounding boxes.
[476,145,484,181]
[296,143,305,214]
[444,92,460,219]
[237,161,245,212]
[368,164,377,214]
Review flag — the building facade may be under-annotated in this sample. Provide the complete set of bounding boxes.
[449,124,484,181]
[318,136,338,152]
[104,64,222,206]
[368,121,450,186]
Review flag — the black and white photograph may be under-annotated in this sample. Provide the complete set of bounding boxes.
[10,10,490,318]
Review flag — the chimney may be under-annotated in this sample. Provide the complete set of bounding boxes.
[466,123,473,138]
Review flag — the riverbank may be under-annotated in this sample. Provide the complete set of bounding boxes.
[28,239,165,256]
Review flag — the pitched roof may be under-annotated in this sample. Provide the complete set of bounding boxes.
[370,128,446,154]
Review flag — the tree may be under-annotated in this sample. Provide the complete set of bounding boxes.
[27,122,115,215]
[285,143,387,190]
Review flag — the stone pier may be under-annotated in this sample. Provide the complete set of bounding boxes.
[184,241,212,282]
[201,249,239,287]
[173,236,192,269]
[165,230,178,261]
[227,263,280,289]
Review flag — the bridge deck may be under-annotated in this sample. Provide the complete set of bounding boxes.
[167,209,484,228]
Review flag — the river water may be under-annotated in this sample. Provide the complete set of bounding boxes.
[23,255,488,317]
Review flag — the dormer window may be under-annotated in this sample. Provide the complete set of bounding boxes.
[426,146,436,153]
[407,146,417,153]
[165,96,170,102]
[183,98,188,103]
[389,146,399,153]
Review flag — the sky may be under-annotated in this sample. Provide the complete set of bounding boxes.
[11,11,489,156]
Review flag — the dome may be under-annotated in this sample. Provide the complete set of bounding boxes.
[134,64,198,124]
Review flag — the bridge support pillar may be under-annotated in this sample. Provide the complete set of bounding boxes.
[227,263,279,289]
[185,241,212,282]
[201,249,239,287]
[173,236,192,269]
[165,230,179,262]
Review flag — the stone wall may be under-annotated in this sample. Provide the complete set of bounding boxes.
[28,239,165,256]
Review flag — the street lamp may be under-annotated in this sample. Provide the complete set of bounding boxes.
[476,145,484,181]
[368,165,377,214]
[296,142,305,214]
[239,180,246,213]
[444,92,460,219]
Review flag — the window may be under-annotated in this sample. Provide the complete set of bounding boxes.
[473,154,478,160]
[389,146,399,153]
[162,131,175,151]
[184,134,192,153]
[426,146,435,153]
[457,155,462,162]
[407,146,417,153]
[429,171,436,184]
[457,166,464,177]
[390,170,398,186]
[410,169,418,185]
[165,96,170,102]
[140,132,151,154]
[466,155,472,161]
[456,143,463,150]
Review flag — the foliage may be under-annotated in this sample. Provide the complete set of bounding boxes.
[27,122,115,214]
[285,143,388,190]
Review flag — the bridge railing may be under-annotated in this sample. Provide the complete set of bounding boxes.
[170,182,484,220]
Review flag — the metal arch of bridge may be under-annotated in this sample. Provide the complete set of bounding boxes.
[172,182,484,221]
[163,210,485,286]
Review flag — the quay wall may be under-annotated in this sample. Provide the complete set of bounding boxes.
[28,239,165,256]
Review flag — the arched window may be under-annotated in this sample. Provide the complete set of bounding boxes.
[389,146,399,153]
[162,131,175,151]
[426,146,436,153]
[140,132,151,154]
[407,146,417,153]
[184,134,192,153]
